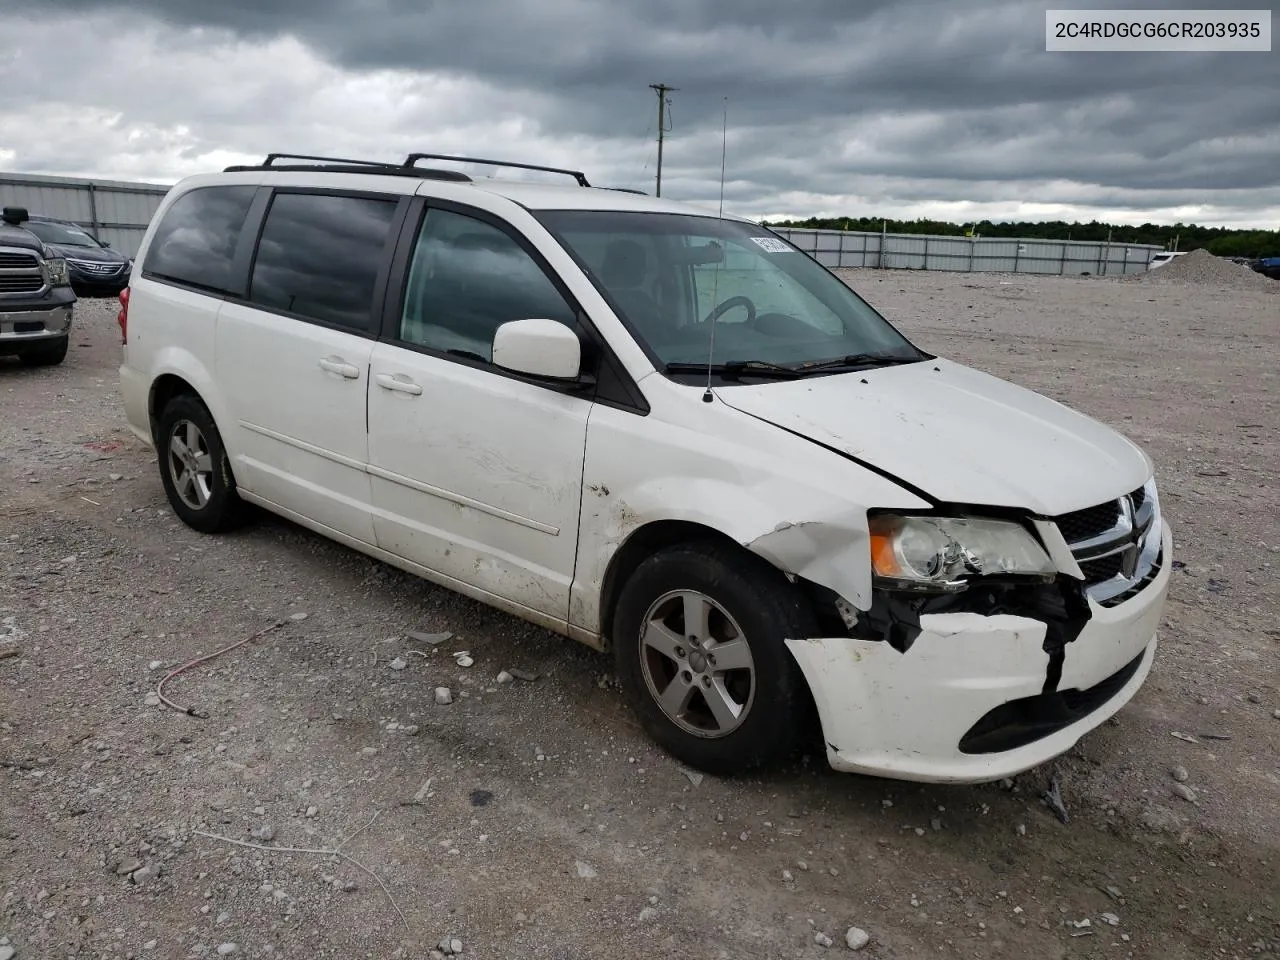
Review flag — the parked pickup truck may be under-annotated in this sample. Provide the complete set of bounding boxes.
[0,206,76,366]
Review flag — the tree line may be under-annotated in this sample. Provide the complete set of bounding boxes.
[761,216,1280,258]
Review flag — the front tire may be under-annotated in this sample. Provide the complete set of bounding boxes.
[18,335,68,367]
[612,541,816,775]
[156,395,247,534]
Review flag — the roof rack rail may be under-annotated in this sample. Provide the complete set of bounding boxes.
[604,187,648,195]
[223,153,472,182]
[403,153,591,187]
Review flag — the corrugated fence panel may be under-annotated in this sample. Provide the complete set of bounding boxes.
[772,227,1161,277]
[0,172,170,258]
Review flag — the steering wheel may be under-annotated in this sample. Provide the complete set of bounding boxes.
[702,295,757,326]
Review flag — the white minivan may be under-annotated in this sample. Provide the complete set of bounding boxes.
[118,153,1172,783]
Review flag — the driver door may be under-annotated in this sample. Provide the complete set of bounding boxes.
[366,202,594,623]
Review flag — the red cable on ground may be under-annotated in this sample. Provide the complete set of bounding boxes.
[155,618,293,718]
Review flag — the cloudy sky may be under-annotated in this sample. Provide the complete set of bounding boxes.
[2,1,1276,227]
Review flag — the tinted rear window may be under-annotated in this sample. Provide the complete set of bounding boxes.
[249,192,399,331]
[143,186,257,294]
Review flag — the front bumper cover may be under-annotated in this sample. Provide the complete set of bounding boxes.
[786,522,1172,783]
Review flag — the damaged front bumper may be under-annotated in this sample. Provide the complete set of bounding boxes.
[786,523,1172,784]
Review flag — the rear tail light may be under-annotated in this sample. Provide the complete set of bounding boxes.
[117,287,130,344]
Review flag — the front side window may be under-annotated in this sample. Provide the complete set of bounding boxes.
[144,185,257,294]
[538,210,924,378]
[249,192,398,331]
[399,207,577,362]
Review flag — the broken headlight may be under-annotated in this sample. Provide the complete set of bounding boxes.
[869,515,1056,593]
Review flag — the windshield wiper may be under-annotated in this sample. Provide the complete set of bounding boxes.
[663,360,808,380]
[793,352,925,374]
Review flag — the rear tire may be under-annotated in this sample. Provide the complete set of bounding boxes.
[18,336,68,367]
[612,541,816,776]
[156,395,247,534]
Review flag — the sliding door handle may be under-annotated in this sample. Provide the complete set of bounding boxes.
[319,356,360,379]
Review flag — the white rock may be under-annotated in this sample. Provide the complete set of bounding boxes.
[388,657,408,671]
[814,931,834,948]
[575,860,598,879]
[109,473,124,481]
[148,660,164,670]
[435,687,453,705]
[496,670,514,684]
[846,926,871,950]
[217,945,237,956]
[252,824,276,842]
[1171,765,1190,783]
[1171,782,1198,803]
[305,805,318,817]
[144,693,161,707]
[0,948,16,960]
[455,655,474,668]
[130,866,155,886]
[1100,912,1121,926]
[289,612,309,621]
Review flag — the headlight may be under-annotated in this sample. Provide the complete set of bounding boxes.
[869,514,1056,592]
[45,257,70,287]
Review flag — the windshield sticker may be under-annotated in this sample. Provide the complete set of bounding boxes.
[749,236,794,253]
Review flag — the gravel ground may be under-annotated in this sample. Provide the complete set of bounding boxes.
[2,273,1278,960]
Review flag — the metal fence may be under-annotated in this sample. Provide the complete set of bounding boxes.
[0,172,170,259]
[770,227,1163,276]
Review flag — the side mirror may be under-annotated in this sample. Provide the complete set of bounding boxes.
[492,318,581,380]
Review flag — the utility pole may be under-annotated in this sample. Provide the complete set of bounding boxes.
[650,83,677,197]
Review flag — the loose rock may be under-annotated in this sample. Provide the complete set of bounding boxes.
[252,824,276,842]
[846,926,871,950]
[435,687,453,705]
[388,657,408,671]
[409,630,453,646]
[639,906,658,922]
[814,931,834,948]
[496,671,514,684]
[575,860,598,879]
[1172,783,1198,803]
[1171,765,1190,783]
[217,945,237,957]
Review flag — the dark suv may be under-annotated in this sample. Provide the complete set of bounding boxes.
[20,216,132,297]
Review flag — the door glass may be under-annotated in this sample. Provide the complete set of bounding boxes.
[400,208,577,362]
[249,192,399,331]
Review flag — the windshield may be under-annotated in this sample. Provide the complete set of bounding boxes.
[536,210,923,375]
[24,220,99,247]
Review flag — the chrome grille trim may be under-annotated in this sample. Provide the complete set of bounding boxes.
[1055,481,1161,607]
[0,245,49,299]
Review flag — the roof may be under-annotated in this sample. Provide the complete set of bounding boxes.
[462,178,750,220]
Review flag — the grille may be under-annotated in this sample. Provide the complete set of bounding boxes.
[70,260,125,276]
[0,251,39,269]
[1131,484,1147,511]
[0,274,45,294]
[1079,554,1123,582]
[1055,500,1121,543]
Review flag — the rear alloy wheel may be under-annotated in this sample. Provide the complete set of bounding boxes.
[156,395,247,533]
[18,335,69,367]
[613,541,816,775]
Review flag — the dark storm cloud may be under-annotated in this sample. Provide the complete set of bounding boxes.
[19,0,1280,222]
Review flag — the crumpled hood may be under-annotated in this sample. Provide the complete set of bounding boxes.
[715,358,1151,516]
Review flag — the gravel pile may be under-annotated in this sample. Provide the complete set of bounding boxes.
[1125,248,1276,291]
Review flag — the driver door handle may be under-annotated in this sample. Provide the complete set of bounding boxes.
[375,373,423,396]
[319,356,360,379]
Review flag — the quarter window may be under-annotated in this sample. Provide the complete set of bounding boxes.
[399,208,577,362]
[143,185,256,294]
[250,192,398,331]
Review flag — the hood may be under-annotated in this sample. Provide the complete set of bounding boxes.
[47,242,128,264]
[714,358,1150,516]
[0,224,44,253]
